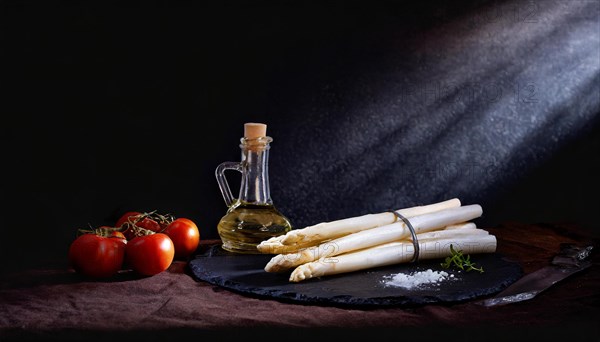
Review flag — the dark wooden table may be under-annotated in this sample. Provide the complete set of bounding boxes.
[1,222,598,341]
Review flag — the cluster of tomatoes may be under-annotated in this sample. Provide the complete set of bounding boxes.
[68,211,200,279]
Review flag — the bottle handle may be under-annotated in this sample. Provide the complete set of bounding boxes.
[215,161,243,207]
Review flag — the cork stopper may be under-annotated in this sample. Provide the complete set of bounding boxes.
[244,122,267,139]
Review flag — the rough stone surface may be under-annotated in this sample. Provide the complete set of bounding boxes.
[189,245,522,307]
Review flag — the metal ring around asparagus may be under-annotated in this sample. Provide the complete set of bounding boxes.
[390,211,420,263]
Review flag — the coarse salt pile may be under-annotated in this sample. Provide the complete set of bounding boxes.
[382,269,455,289]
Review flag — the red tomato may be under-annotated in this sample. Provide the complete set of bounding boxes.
[125,233,174,276]
[137,218,161,232]
[116,211,142,227]
[95,226,127,243]
[117,211,161,239]
[165,218,200,259]
[109,231,127,243]
[68,234,125,278]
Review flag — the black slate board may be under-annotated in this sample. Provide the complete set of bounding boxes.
[189,245,522,307]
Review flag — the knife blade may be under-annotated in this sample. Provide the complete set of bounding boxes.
[478,243,594,307]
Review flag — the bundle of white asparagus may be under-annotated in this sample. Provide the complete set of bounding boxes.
[256,198,497,282]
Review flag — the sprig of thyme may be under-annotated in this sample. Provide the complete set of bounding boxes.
[440,244,484,273]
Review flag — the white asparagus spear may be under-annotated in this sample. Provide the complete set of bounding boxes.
[331,222,480,252]
[257,198,461,254]
[417,226,487,241]
[334,227,489,254]
[444,222,476,230]
[289,234,497,282]
[265,205,483,272]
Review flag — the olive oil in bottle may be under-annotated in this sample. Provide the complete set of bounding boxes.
[215,123,292,254]
[217,201,292,253]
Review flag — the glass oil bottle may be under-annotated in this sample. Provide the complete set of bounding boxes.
[215,122,292,254]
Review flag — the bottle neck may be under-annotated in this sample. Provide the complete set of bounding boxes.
[238,138,272,205]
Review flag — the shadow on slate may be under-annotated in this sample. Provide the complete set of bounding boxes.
[188,245,522,308]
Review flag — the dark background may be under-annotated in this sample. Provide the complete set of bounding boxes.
[0,0,598,272]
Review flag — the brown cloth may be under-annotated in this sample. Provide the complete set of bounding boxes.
[0,223,598,341]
